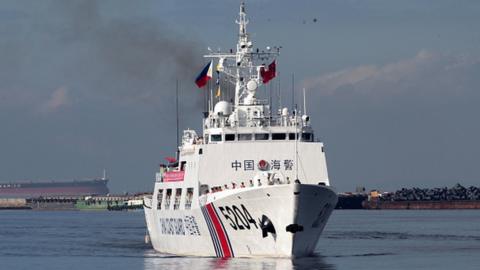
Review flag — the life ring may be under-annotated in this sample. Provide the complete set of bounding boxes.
[258,159,269,170]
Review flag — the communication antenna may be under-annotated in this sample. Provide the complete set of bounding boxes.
[294,104,299,181]
[291,73,295,110]
[303,88,307,115]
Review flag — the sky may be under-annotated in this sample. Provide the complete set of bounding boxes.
[1,0,479,193]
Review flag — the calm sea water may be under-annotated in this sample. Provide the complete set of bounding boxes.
[1,210,479,270]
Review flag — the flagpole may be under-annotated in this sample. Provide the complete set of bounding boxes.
[176,79,180,159]
[204,82,208,113]
[207,72,211,112]
[209,73,213,111]
[210,88,213,110]
[269,79,272,119]
[176,80,179,145]
[277,71,282,111]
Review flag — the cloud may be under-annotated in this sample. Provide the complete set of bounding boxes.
[39,86,69,113]
[303,50,480,97]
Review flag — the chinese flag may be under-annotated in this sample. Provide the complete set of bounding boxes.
[260,60,276,84]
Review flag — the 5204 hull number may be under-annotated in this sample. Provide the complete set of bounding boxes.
[218,204,259,231]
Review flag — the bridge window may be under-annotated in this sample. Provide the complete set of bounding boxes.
[180,161,186,171]
[211,134,222,142]
[185,188,194,210]
[173,188,182,210]
[157,189,164,209]
[210,134,222,142]
[301,133,314,142]
[272,133,286,140]
[225,134,235,141]
[238,134,252,141]
[289,133,298,140]
[164,189,172,209]
[255,133,269,140]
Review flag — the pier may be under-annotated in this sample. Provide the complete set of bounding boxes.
[0,194,149,211]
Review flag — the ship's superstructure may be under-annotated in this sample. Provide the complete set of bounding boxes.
[143,3,337,257]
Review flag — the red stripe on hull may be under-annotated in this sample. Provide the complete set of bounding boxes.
[206,204,232,258]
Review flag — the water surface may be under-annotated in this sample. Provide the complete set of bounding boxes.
[1,210,479,270]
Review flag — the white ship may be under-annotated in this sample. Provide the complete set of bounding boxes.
[143,3,337,258]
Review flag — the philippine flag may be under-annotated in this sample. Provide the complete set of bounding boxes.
[195,61,213,88]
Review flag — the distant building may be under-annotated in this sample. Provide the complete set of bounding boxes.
[0,178,109,198]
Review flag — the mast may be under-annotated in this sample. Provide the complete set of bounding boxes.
[234,2,251,107]
[203,2,279,112]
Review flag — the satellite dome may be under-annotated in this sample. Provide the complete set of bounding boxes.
[214,101,232,116]
[246,79,258,91]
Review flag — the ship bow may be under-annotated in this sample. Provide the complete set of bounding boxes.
[290,184,337,257]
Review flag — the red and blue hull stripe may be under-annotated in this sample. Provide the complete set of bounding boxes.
[201,203,234,258]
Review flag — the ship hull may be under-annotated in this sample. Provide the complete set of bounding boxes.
[144,183,337,258]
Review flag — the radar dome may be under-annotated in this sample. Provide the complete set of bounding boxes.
[246,80,258,91]
[214,101,232,116]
